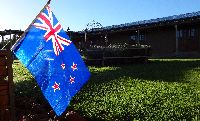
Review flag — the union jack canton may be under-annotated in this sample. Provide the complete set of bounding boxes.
[12,5,91,116]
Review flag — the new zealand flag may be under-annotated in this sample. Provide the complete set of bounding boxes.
[12,5,90,116]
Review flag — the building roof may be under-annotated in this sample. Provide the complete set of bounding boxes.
[82,11,200,33]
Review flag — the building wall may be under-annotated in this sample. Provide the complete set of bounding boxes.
[177,24,200,53]
[107,27,176,55]
[146,26,176,55]
[108,31,131,44]
[106,23,200,56]
[198,25,200,52]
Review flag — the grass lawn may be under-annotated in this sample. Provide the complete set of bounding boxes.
[13,59,200,120]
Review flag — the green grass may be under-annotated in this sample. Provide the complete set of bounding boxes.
[13,59,200,120]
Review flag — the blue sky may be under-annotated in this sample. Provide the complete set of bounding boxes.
[1,0,200,31]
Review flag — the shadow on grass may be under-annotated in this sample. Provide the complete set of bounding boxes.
[89,59,200,84]
[14,79,51,120]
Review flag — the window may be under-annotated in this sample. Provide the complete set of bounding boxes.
[177,28,197,42]
[189,28,195,37]
[139,34,145,41]
[130,33,144,41]
[177,30,182,38]
[130,35,137,41]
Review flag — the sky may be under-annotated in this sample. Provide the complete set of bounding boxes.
[1,0,200,31]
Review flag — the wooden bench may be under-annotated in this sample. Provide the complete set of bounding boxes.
[0,50,15,121]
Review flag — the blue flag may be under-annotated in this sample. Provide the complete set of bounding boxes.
[12,5,90,116]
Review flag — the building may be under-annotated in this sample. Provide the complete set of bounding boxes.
[71,11,200,57]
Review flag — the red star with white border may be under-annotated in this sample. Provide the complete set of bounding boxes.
[70,76,75,84]
[52,81,60,92]
[61,63,65,69]
[71,62,78,71]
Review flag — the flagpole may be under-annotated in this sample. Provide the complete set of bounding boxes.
[48,0,52,4]
[11,0,52,51]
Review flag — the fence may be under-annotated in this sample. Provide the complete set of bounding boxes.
[0,50,15,121]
